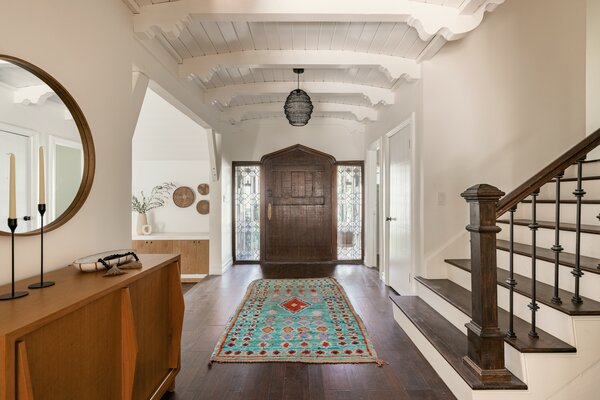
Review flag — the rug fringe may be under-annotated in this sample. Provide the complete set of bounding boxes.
[208,358,385,367]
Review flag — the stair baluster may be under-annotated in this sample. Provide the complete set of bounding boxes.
[528,190,540,338]
[572,159,585,304]
[551,172,564,304]
[506,206,517,339]
[597,213,600,270]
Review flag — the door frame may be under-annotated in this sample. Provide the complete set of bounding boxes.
[364,139,381,269]
[382,114,417,289]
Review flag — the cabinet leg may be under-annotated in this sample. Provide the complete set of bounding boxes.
[168,381,176,393]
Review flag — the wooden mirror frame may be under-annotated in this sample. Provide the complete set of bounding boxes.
[0,54,95,236]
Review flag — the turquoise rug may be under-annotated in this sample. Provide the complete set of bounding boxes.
[210,277,381,365]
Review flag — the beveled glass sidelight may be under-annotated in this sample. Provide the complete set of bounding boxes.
[337,165,362,260]
[234,165,261,261]
[0,55,95,235]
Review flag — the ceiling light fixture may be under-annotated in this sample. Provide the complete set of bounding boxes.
[284,68,313,127]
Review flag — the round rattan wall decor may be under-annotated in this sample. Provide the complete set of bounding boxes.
[196,200,210,215]
[197,183,210,195]
[173,186,195,208]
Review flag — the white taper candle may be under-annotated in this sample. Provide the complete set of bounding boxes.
[39,147,45,204]
[9,153,16,219]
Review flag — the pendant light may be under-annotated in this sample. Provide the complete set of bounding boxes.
[284,68,313,127]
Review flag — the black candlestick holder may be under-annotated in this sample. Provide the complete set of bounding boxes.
[0,218,28,300]
[29,204,54,289]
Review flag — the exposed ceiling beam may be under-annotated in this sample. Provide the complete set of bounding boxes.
[133,0,505,41]
[179,50,420,82]
[121,0,140,14]
[13,84,54,105]
[224,102,377,123]
[205,82,394,107]
[459,0,501,15]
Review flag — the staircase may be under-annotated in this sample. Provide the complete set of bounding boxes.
[391,130,600,400]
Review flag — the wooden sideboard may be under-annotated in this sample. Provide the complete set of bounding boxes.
[0,254,184,400]
[132,239,208,282]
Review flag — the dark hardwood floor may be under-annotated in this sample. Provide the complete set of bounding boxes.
[163,264,455,400]
[182,283,196,294]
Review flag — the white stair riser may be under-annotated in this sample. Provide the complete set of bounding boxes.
[537,179,600,201]
[416,281,470,334]
[496,250,600,302]
[497,223,600,259]
[446,268,575,344]
[394,299,600,400]
[514,203,600,226]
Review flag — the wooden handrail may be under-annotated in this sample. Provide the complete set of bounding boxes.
[496,128,600,218]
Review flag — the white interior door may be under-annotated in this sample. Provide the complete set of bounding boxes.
[0,129,33,232]
[386,121,413,295]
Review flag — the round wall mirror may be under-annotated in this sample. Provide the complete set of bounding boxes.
[0,55,94,235]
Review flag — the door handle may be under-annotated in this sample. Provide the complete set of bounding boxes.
[386,217,396,222]
[268,203,272,221]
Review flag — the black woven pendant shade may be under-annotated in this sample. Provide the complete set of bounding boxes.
[284,69,313,126]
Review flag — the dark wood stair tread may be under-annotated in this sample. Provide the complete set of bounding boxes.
[497,239,600,275]
[415,277,576,354]
[390,295,528,390]
[521,199,600,204]
[445,259,600,316]
[497,219,600,235]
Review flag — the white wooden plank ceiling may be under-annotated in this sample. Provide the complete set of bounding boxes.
[128,0,504,125]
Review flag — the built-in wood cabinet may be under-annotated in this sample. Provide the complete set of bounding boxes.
[0,254,183,400]
[132,239,209,282]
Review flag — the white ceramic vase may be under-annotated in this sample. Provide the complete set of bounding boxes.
[136,212,148,235]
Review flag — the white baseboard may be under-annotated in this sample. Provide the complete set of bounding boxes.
[222,257,233,274]
[181,274,206,283]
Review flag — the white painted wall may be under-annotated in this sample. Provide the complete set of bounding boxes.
[132,89,210,162]
[132,88,211,235]
[132,160,211,233]
[225,118,366,162]
[220,148,233,272]
[0,0,224,284]
[0,0,136,284]
[364,80,424,281]
[588,0,600,135]
[420,0,586,275]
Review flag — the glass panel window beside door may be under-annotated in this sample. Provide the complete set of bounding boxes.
[234,165,260,261]
[337,165,362,260]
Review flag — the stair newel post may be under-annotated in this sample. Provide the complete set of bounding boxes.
[572,159,585,304]
[506,206,517,339]
[551,172,564,304]
[528,190,540,338]
[461,184,511,383]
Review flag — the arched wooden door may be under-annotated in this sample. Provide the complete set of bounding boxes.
[261,145,336,263]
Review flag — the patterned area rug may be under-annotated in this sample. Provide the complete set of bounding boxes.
[210,278,381,365]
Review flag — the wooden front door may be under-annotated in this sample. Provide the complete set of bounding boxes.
[261,145,336,263]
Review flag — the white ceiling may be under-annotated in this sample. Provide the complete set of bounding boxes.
[128,0,504,126]
[0,61,44,88]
